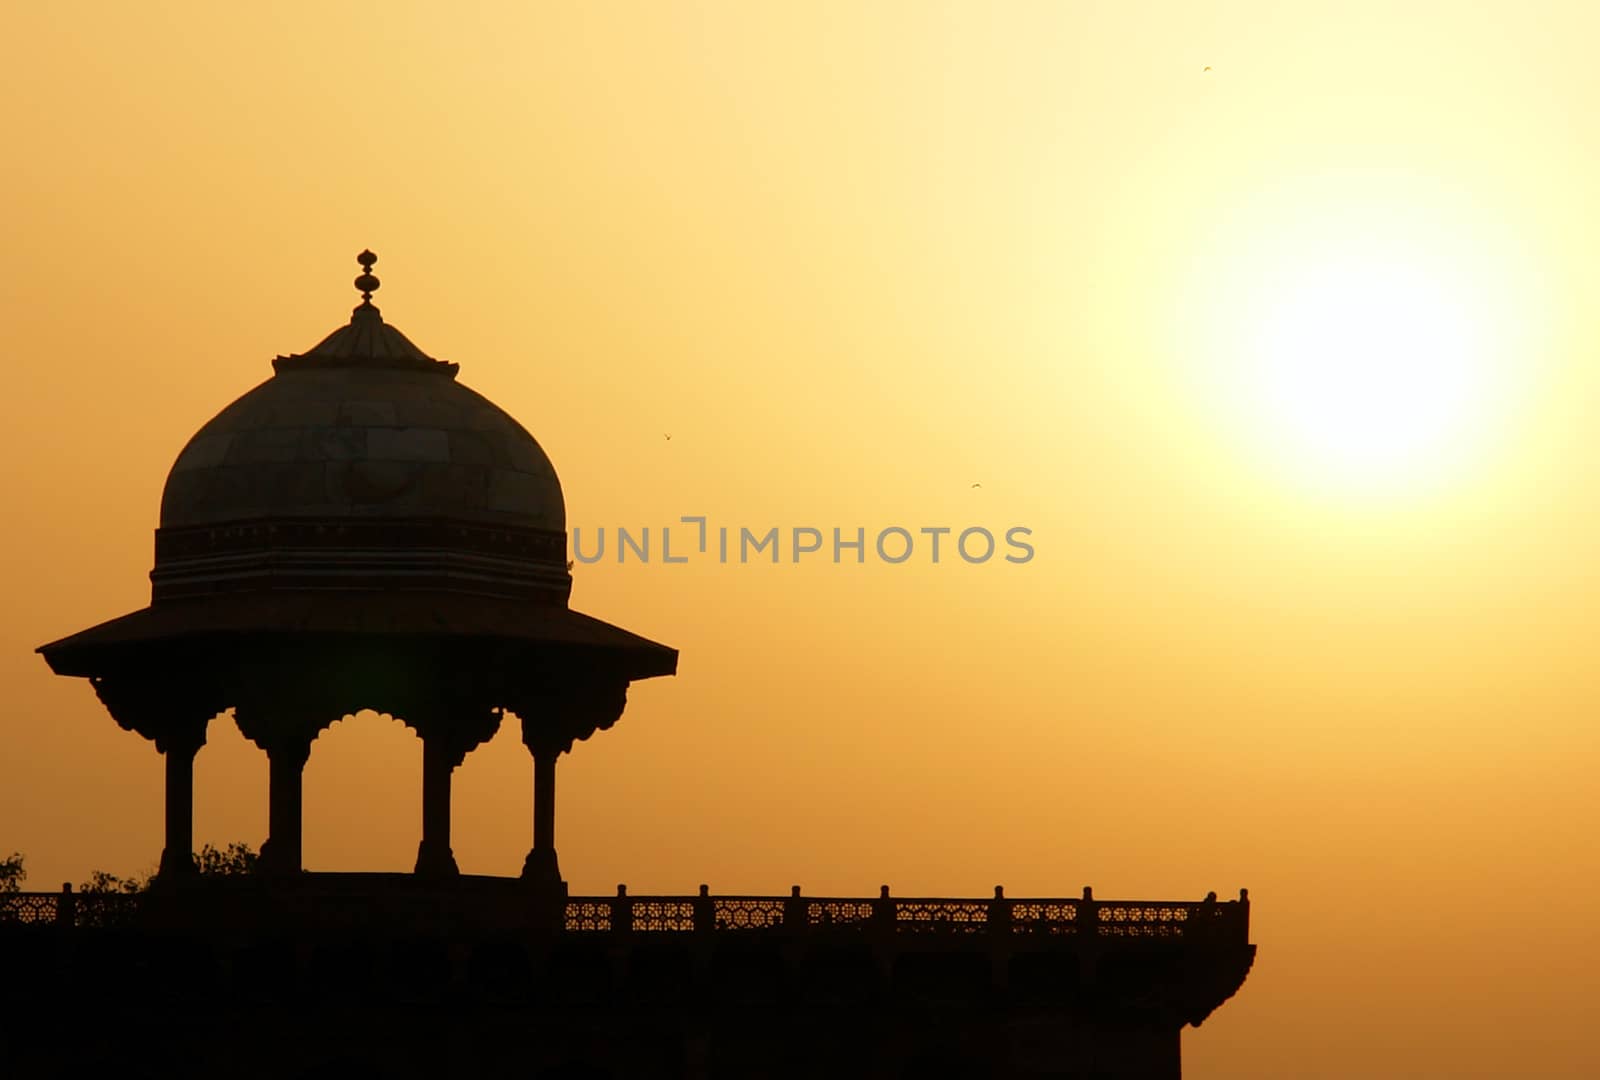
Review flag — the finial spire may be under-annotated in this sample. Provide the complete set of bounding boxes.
[353,249,380,308]
[274,248,458,376]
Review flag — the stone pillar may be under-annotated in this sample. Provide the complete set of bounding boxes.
[515,679,628,894]
[259,737,311,876]
[415,735,460,877]
[522,746,562,888]
[409,700,500,877]
[156,726,206,879]
[88,675,222,884]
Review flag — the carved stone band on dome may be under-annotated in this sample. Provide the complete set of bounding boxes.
[150,517,571,603]
[272,309,460,376]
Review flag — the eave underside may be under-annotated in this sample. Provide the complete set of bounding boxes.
[37,589,678,683]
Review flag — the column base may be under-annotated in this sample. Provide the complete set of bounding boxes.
[256,837,302,878]
[522,849,567,930]
[521,848,566,894]
[414,839,461,879]
[156,847,197,881]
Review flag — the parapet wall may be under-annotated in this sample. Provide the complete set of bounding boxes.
[0,878,1253,1080]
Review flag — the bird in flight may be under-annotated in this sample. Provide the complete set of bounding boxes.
[1203,66,1213,72]
[971,483,982,488]
[664,434,672,441]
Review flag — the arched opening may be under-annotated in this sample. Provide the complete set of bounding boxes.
[452,713,533,876]
[193,708,266,859]
[302,710,422,872]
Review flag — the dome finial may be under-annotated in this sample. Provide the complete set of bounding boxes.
[353,249,380,307]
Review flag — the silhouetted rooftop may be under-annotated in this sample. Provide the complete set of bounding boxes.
[40,252,675,681]
[39,588,677,679]
[161,256,561,532]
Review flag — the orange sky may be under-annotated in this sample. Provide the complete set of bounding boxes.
[5,3,1600,1077]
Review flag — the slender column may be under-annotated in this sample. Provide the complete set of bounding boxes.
[415,736,460,877]
[156,726,207,880]
[259,738,311,876]
[515,679,626,894]
[535,750,556,853]
[522,748,562,887]
[89,677,221,885]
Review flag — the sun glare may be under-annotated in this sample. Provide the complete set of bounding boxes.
[1249,258,1492,489]
[1168,177,1543,501]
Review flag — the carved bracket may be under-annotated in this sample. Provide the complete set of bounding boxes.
[402,695,503,768]
[514,678,629,757]
[89,675,223,754]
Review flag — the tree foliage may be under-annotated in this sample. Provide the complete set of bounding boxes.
[79,868,149,895]
[194,841,257,876]
[79,841,259,894]
[0,852,23,894]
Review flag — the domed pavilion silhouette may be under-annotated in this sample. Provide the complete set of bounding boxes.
[14,253,1254,1080]
[38,250,676,887]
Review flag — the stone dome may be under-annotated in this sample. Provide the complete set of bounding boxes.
[149,252,570,603]
[160,368,563,531]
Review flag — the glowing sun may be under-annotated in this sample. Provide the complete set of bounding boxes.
[1245,257,1495,490]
